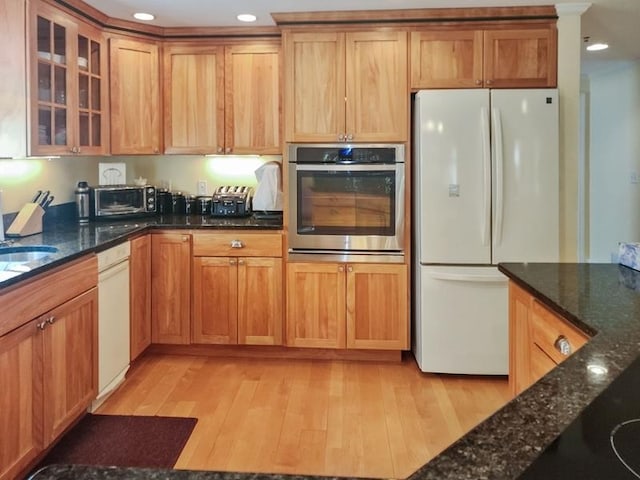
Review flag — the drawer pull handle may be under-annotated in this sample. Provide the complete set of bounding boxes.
[230,240,244,249]
[554,335,572,356]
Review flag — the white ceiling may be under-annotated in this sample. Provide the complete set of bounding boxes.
[83,0,640,74]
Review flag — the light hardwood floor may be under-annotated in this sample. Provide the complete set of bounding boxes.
[97,353,512,479]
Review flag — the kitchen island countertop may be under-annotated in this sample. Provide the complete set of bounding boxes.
[24,263,640,479]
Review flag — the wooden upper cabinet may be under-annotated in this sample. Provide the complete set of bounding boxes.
[284,30,407,143]
[410,30,483,88]
[483,28,557,88]
[163,44,224,154]
[29,1,108,156]
[110,37,161,154]
[225,44,281,155]
[410,26,557,89]
[163,42,281,155]
[0,0,27,158]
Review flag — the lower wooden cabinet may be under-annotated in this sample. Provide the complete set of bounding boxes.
[509,281,589,396]
[286,262,408,350]
[130,235,152,360]
[151,233,191,344]
[191,232,283,346]
[0,283,97,480]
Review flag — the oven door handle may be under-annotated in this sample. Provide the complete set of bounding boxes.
[292,164,399,172]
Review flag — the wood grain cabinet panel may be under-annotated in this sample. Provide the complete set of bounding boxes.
[284,30,407,142]
[110,37,161,154]
[163,42,281,155]
[483,28,557,88]
[410,30,483,88]
[130,235,152,361]
[151,233,191,344]
[286,262,408,350]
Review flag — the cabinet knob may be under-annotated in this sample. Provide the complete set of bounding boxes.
[69,146,76,153]
[217,146,224,153]
[554,335,572,356]
[182,236,189,242]
[346,134,353,142]
[230,239,244,249]
[36,321,47,330]
[338,133,345,141]
[225,147,231,154]
[347,266,353,272]
[475,79,482,85]
[486,79,493,85]
[238,259,245,265]
[229,259,237,265]
[153,148,159,154]
[338,266,344,272]
[46,316,56,325]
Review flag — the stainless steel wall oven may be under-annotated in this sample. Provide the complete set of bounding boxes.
[288,144,405,261]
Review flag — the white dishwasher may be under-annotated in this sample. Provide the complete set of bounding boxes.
[92,241,131,411]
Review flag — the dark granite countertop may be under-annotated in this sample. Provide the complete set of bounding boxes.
[0,214,282,290]
[24,263,640,479]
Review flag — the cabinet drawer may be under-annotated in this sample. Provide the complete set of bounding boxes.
[531,300,588,364]
[193,233,282,257]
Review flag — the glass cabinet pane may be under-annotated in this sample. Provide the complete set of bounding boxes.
[37,17,50,55]
[54,66,66,105]
[79,112,89,146]
[91,114,101,146]
[78,35,88,70]
[91,40,100,75]
[38,107,52,145]
[54,108,67,145]
[38,62,51,102]
[79,74,89,108]
[91,77,100,110]
[53,24,66,63]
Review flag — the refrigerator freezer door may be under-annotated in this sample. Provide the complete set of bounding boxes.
[490,89,559,263]
[413,265,508,374]
[415,89,491,265]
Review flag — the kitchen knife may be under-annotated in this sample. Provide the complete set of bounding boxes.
[38,190,50,207]
[42,195,54,210]
[31,190,42,203]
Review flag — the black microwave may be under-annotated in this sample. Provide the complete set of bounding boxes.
[90,185,156,219]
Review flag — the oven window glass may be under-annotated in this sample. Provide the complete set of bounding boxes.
[98,189,143,212]
[297,170,395,235]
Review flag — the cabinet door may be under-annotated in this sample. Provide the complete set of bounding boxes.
[286,263,346,348]
[345,263,408,350]
[0,319,42,480]
[75,22,108,155]
[163,44,224,154]
[42,288,97,445]
[238,257,283,345]
[410,30,483,89]
[483,28,557,88]
[283,31,345,142]
[130,235,151,361]
[30,2,77,155]
[345,31,408,142]
[151,233,191,344]
[225,44,281,154]
[0,0,27,158]
[530,343,557,383]
[110,37,161,154]
[192,257,237,344]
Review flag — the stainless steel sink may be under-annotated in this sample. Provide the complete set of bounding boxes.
[0,245,59,263]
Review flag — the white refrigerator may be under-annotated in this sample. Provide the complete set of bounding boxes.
[413,89,559,374]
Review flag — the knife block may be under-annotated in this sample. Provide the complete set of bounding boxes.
[6,203,44,237]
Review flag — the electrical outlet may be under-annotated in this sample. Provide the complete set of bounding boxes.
[197,180,207,195]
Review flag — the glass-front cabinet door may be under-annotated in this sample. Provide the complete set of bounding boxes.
[30,1,107,156]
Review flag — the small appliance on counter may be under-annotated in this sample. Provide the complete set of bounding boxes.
[211,186,252,217]
[253,161,283,219]
[89,184,156,220]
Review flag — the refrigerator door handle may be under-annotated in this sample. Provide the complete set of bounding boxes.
[481,107,491,247]
[426,270,506,283]
[492,107,504,247]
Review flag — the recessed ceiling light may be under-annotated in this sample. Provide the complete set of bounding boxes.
[133,12,155,21]
[237,13,257,22]
[586,43,609,51]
